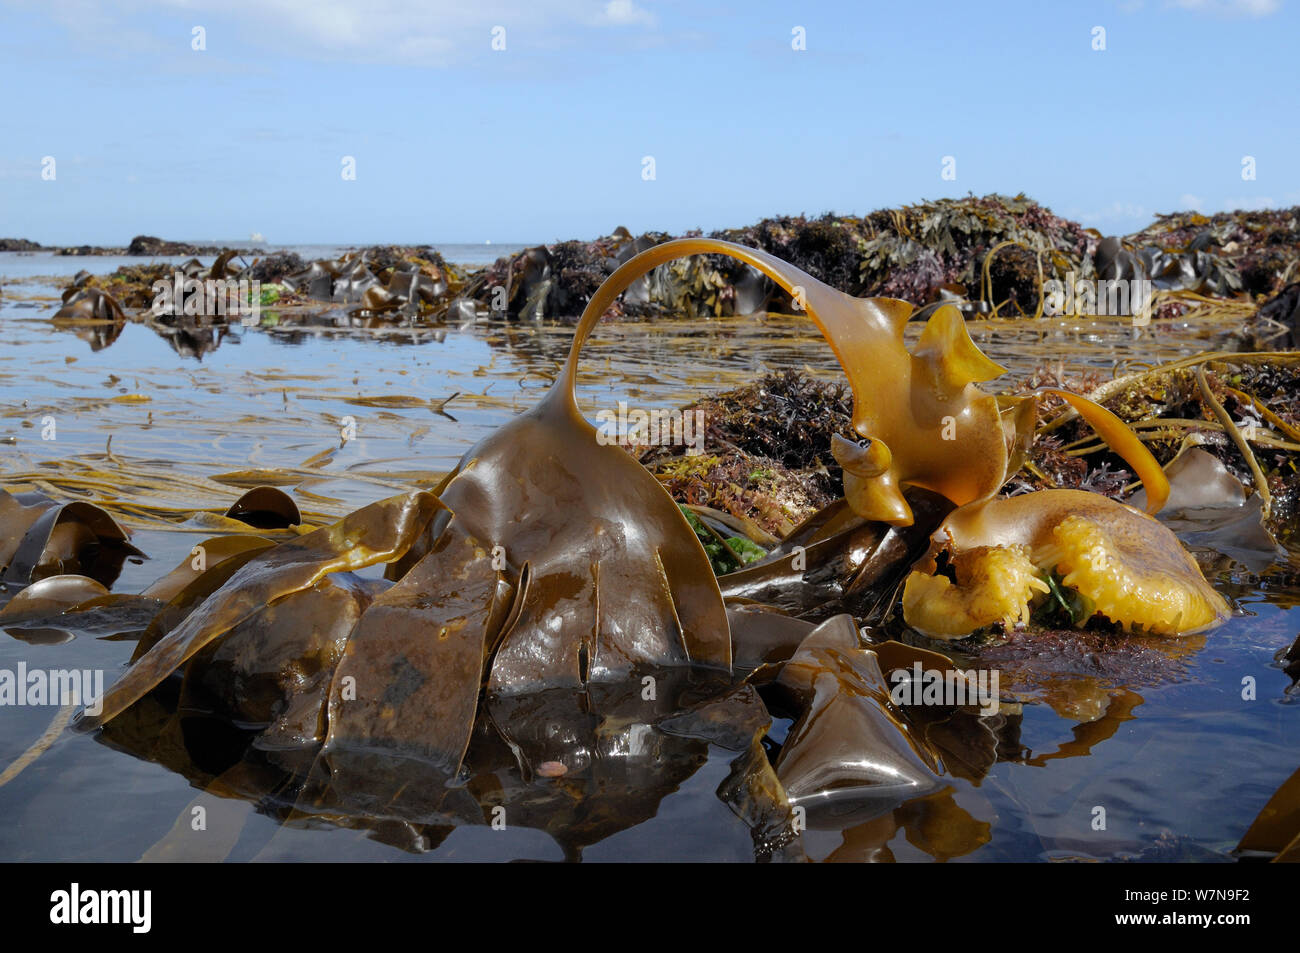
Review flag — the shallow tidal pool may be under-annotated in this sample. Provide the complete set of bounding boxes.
[1,259,1296,862]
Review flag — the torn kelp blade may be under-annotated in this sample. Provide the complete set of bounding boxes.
[322,520,514,774]
[0,489,144,590]
[179,572,376,748]
[73,490,442,732]
[559,239,1009,526]
[771,616,943,824]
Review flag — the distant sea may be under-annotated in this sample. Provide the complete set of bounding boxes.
[0,242,532,281]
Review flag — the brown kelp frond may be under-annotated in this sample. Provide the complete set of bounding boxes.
[1236,765,1300,861]
[73,490,442,731]
[138,535,277,604]
[322,521,513,773]
[441,385,735,694]
[0,488,144,591]
[769,616,945,817]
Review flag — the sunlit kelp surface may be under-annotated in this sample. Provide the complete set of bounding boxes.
[1,238,1297,862]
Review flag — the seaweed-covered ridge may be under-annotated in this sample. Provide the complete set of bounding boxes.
[42,196,1300,334]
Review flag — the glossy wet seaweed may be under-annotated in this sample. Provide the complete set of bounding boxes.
[0,243,1296,862]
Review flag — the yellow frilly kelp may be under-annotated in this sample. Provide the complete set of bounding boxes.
[903,490,1231,639]
[896,385,1225,639]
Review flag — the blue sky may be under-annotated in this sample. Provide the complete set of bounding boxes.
[0,0,1295,245]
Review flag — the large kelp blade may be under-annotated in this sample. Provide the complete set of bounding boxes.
[131,545,282,662]
[322,520,512,774]
[140,535,277,604]
[560,239,1010,525]
[74,491,442,731]
[432,388,731,697]
[179,573,376,749]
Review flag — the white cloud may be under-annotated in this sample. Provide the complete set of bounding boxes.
[600,0,655,27]
[1167,0,1281,16]
[9,0,658,67]
[1063,200,1153,234]
[1219,195,1277,210]
[1179,193,1205,210]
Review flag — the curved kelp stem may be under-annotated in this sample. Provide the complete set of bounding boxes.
[1034,388,1170,514]
[552,239,1168,525]
[549,238,1010,527]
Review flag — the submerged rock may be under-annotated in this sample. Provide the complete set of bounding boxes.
[126,235,249,257]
